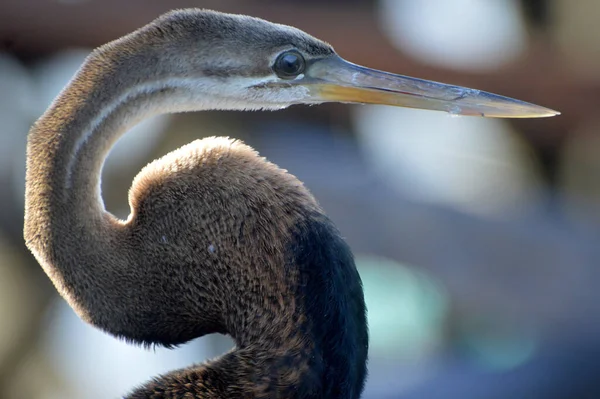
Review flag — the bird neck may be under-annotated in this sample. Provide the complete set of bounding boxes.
[128,213,369,399]
[27,55,210,216]
[24,46,249,337]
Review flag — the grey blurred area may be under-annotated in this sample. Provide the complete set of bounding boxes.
[2,0,600,398]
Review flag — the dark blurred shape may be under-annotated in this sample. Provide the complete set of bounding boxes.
[262,0,371,4]
[395,340,600,399]
[520,0,552,29]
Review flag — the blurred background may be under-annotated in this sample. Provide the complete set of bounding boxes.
[1,0,600,398]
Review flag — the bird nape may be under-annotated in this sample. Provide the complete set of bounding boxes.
[23,8,559,399]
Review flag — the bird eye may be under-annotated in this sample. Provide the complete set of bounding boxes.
[273,51,305,79]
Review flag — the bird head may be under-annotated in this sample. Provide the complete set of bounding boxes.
[123,9,558,118]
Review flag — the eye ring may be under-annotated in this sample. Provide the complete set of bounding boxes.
[273,51,306,79]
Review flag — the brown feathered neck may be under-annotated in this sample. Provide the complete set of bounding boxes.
[24,9,367,399]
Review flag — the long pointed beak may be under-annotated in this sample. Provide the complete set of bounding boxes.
[301,56,558,118]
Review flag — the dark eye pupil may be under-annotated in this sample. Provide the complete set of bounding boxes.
[274,52,305,78]
[280,55,300,73]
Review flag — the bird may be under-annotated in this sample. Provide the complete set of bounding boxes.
[23,8,558,399]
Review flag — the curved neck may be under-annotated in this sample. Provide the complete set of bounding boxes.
[24,49,213,331]
[29,62,224,214]
[126,214,369,399]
